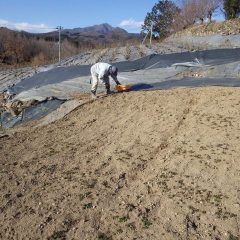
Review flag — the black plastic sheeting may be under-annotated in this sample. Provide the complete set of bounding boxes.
[3,77,240,129]
[130,77,240,91]
[137,48,240,69]
[12,48,240,94]
[3,47,240,128]
[0,99,65,128]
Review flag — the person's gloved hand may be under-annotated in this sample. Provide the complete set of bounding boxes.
[116,81,121,85]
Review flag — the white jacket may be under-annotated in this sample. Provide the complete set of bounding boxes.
[91,62,117,82]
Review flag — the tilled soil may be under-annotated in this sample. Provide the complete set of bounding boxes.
[0,88,240,240]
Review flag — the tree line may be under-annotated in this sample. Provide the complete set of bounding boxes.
[0,28,139,67]
[0,28,84,66]
[142,0,240,38]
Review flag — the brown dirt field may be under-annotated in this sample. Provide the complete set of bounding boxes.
[0,87,240,240]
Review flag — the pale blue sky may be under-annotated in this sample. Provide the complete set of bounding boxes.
[0,0,224,33]
[0,0,157,33]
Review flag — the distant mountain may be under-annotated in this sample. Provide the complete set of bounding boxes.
[38,23,140,46]
[63,23,127,35]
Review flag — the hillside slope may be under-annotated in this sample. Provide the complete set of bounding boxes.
[0,42,187,90]
[165,19,240,51]
[0,88,239,240]
[173,19,240,36]
[2,19,240,89]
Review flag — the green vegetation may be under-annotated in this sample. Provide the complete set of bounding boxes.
[97,233,112,240]
[228,233,239,240]
[142,0,179,38]
[83,203,93,209]
[224,0,240,19]
[142,0,223,38]
[142,217,152,228]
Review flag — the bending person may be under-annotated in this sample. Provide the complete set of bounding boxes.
[90,62,121,99]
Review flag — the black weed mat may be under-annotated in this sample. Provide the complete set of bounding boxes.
[130,77,240,91]
[0,99,65,128]
[12,48,240,94]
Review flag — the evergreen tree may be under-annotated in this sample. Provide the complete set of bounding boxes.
[224,0,240,19]
[142,0,180,38]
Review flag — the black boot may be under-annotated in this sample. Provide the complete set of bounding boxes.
[105,83,111,95]
[91,90,97,99]
[106,88,111,95]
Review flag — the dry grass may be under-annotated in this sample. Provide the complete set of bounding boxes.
[173,19,240,37]
[124,45,131,60]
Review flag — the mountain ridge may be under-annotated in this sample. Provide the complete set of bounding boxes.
[37,23,140,46]
[62,23,128,35]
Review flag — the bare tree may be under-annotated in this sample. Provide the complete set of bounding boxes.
[172,0,199,32]
[172,0,222,32]
[205,0,223,22]
[224,0,240,19]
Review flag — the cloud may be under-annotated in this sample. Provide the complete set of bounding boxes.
[0,19,55,33]
[119,18,144,29]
